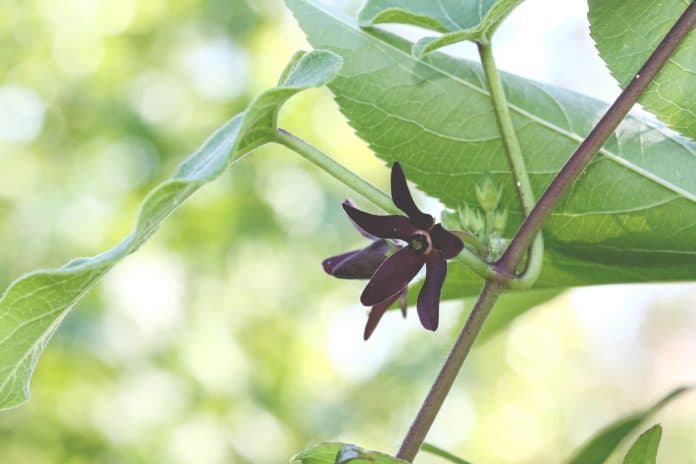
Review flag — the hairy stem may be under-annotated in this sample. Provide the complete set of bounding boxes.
[397,4,696,462]
[478,42,544,287]
[273,128,501,281]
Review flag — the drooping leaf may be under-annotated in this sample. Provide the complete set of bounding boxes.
[589,0,696,140]
[0,49,342,411]
[623,425,662,464]
[291,443,407,464]
[359,0,524,56]
[566,387,690,464]
[286,0,696,296]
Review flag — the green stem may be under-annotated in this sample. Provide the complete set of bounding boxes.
[477,42,544,287]
[421,443,472,464]
[275,128,397,214]
[273,128,503,281]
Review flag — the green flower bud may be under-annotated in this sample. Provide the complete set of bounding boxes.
[489,236,509,259]
[494,208,508,233]
[471,210,485,235]
[476,177,502,213]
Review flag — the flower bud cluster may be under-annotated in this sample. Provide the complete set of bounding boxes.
[441,177,510,260]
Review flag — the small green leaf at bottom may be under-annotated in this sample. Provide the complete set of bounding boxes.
[291,443,407,464]
[566,387,690,464]
[623,425,662,464]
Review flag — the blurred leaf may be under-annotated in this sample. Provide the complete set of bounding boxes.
[287,0,696,294]
[292,443,407,464]
[475,288,563,341]
[623,425,662,464]
[589,0,696,140]
[566,387,690,464]
[0,49,342,411]
[406,278,563,340]
[422,443,472,464]
[359,0,524,56]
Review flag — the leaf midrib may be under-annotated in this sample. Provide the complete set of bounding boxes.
[298,0,696,204]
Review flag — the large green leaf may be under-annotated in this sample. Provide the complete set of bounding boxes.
[286,0,696,295]
[623,425,662,464]
[566,387,689,464]
[589,0,696,140]
[359,0,524,56]
[0,50,342,411]
[292,443,407,464]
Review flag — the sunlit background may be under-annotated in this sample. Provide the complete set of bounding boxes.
[0,0,694,463]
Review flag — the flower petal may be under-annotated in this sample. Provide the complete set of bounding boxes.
[391,162,433,229]
[363,289,404,340]
[430,224,464,259]
[417,251,447,331]
[398,288,408,318]
[361,246,425,306]
[323,240,392,279]
[343,202,416,240]
[322,250,359,275]
[342,199,381,240]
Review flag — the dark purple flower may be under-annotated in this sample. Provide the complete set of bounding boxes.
[322,208,408,340]
[323,162,464,336]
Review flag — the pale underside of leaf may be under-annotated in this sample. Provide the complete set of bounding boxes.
[359,0,524,56]
[0,50,343,411]
[286,0,696,296]
[292,443,408,464]
[589,0,696,141]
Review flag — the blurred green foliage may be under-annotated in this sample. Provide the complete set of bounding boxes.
[0,0,694,463]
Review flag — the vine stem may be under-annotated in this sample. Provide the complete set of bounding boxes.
[396,4,696,462]
[477,41,544,287]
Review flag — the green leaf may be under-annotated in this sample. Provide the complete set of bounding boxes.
[291,443,407,464]
[286,0,696,294]
[589,0,696,140]
[422,443,472,464]
[358,0,524,56]
[0,49,342,411]
[623,425,663,464]
[566,387,690,464]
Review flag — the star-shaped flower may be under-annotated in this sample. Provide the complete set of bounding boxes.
[323,201,408,340]
[324,162,463,336]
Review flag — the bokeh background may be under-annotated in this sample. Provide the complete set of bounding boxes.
[0,0,695,463]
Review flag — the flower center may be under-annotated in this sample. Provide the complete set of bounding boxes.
[409,232,431,255]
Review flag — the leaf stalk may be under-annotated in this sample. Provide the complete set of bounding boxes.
[477,41,544,287]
